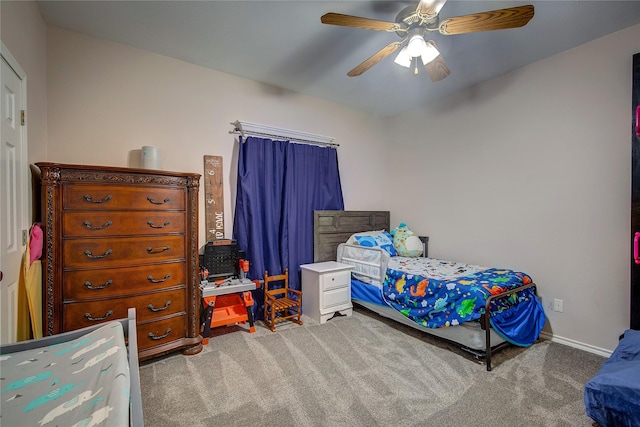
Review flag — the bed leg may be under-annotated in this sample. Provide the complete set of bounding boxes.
[482,282,536,372]
[485,314,492,371]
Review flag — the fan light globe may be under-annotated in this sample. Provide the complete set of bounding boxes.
[394,47,412,68]
[407,34,427,57]
[421,41,440,65]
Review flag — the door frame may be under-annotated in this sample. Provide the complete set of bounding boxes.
[631,52,640,331]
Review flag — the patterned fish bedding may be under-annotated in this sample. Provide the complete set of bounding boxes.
[0,308,143,426]
[338,243,545,349]
[384,256,544,345]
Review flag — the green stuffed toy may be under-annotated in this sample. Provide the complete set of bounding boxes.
[390,222,424,257]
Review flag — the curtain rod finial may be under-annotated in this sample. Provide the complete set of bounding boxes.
[230,120,246,140]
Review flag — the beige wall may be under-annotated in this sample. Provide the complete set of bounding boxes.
[45,27,392,247]
[388,23,640,353]
[1,0,48,163]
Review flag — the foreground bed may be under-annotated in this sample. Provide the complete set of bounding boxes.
[0,308,143,426]
[314,210,545,371]
[584,329,640,427]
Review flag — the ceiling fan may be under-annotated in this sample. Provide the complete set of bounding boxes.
[321,0,534,82]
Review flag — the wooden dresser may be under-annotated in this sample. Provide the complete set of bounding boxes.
[36,162,202,360]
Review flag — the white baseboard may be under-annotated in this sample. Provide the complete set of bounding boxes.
[539,331,612,358]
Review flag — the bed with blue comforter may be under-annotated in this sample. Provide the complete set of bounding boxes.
[337,243,546,370]
[383,256,545,347]
[315,210,546,371]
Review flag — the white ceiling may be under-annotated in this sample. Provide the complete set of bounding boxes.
[36,1,640,116]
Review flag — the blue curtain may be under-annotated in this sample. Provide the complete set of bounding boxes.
[233,136,344,318]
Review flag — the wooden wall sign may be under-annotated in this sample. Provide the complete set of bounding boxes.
[204,155,224,241]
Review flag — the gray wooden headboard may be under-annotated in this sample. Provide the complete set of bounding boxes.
[313,210,390,262]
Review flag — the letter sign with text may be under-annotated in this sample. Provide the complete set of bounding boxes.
[204,155,225,241]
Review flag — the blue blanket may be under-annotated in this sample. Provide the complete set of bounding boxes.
[584,329,640,427]
[382,267,545,346]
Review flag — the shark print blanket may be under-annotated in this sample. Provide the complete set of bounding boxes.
[0,321,130,427]
[382,257,543,345]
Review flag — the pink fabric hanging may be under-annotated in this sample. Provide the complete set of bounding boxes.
[29,223,42,266]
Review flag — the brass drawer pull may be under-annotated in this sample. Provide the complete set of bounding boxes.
[82,220,112,230]
[85,310,113,321]
[147,220,170,229]
[147,196,170,205]
[147,273,171,283]
[148,301,171,312]
[84,249,113,259]
[84,280,113,290]
[148,328,172,340]
[147,246,170,254]
[83,194,112,204]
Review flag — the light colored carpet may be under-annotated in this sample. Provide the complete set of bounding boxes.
[139,306,604,427]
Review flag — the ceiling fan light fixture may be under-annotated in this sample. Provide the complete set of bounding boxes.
[420,40,440,65]
[321,4,535,80]
[394,46,412,68]
[407,34,427,57]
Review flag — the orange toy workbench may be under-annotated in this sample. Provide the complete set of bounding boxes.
[199,278,259,344]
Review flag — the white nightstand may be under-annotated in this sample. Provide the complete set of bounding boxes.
[300,261,353,325]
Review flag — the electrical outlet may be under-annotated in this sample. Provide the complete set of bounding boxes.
[553,298,564,313]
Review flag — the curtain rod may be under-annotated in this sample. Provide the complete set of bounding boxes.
[230,120,339,148]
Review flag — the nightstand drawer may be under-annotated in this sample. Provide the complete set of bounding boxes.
[322,287,351,310]
[322,271,350,291]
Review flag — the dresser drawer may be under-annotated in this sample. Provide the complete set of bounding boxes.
[322,270,351,291]
[64,211,185,237]
[322,287,351,311]
[64,288,186,330]
[64,262,186,300]
[64,235,185,268]
[64,184,185,211]
[137,315,186,351]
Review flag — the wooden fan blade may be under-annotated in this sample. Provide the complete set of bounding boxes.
[347,42,402,77]
[425,54,450,82]
[417,0,448,19]
[321,13,403,31]
[439,5,534,35]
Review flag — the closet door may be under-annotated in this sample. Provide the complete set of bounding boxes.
[631,52,640,330]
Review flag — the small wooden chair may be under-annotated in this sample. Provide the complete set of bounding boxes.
[263,268,303,332]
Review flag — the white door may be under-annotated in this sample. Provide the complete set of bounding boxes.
[0,44,28,344]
